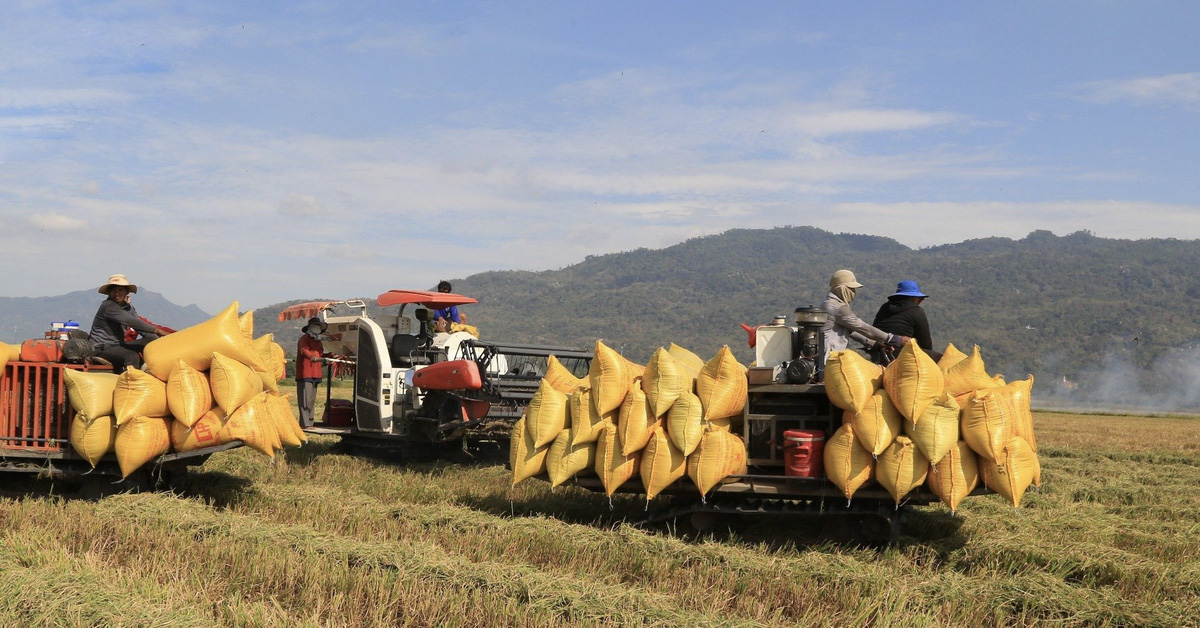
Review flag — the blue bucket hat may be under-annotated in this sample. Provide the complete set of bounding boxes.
[890,280,927,298]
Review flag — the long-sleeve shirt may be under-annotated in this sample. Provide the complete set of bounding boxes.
[434,305,460,323]
[296,334,327,380]
[820,292,892,360]
[88,299,158,348]
[872,299,933,351]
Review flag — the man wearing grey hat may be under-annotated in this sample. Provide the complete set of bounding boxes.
[820,269,907,363]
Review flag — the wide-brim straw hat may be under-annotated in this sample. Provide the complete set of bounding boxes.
[98,274,137,294]
[306,316,328,333]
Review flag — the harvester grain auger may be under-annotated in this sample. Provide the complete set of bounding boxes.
[282,290,591,454]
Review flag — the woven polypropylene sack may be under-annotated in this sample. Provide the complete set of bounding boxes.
[238,309,255,342]
[640,426,686,500]
[903,392,960,466]
[824,350,884,412]
[266,393,307,444]
[849,387,903,456]
[595,423,640,496]
[525,380,570,448]
[510,417,548,485]
[113,368,169,426]
[219,392,275,457]
[209,351,264,415]
[142,302,268,380]
[980,436,1038,507]
[927,440,979,513]
[70,413,117,467]
[618,382,661,456]
[823,423,875,501]
[166,358,213,428]
[269,399,303,448]
[883,341,944,423]
[270,342,286,381]
[960,386,1017,462]
[942,346,999,397]
[63,369,119,421]
[666,389,705,456]
[876,435,930,506]
[169,408,229,453]
[938,343,969,371]
[252,334,280,394]
[546,429,596,487]
[667,342,704,391]
[568,388,609,446]
[544,355,586,394]
[1008,376,1038,453]
[115,416,170,478]
[642,348,687,417]
[686,430,747,497]
[589,341,631,415]
[697,346,747,421]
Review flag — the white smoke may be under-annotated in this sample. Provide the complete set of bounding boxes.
[1034,346,1200,414]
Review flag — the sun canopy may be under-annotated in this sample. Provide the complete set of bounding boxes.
[376,289,477,309]
[278,301,335,322]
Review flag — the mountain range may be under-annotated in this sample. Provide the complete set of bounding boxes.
[6,227,1199,408]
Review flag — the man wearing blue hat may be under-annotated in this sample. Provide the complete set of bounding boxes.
[872,280,941,362]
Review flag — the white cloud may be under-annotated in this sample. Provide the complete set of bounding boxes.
[277,193,328,217]
[27,213,87,231]
[789,109,965,137]
[1074,73,1200,108]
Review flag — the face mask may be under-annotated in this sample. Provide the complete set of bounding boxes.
[307,326,320,336]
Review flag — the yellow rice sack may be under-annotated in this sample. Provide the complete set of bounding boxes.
[252,334,280,394]
[595,423,640,496]
[166,358,213,428]
[115,415,171,478]
[980,436,1039,508]
[525,380,570,448]
[169,407,229,453]
[269,401,303,448]
[266,393,307,444]
[567,387,609,446]
[70,413,117,467]
[63,369,119,421]
[937,343,969,371]
[142,301,268,380]
[903,392,960,466]
[219,392,275,457]
[618,382,661,456]
[113,368,169,426]
[883,341,944,423]
[686,429,747,497]
[824,423,875,501]
[849,388,903,456]
[209,351,264,415]
[960,385,1018,462]
[1008,376,1038,453]
[942,346,999,397]
[876,435,930,506]
[927,440,979,513]
[640,426,686,500]
[666,389,705,456]
[270,342,286,381]
[667,342,704,391]
[238,310,255,342]
[589,341,631,415]
[824,350,884,412]
[642,348,687,417]
[543,355,586,394]
[510,416,549,485]
[696,346,747,421]
[546,430,596,487]
[0,340,21,363]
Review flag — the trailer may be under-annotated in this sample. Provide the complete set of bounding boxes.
[0,360,242,495]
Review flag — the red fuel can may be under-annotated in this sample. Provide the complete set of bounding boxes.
[783,429,826,477]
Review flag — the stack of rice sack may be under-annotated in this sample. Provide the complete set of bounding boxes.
[63,302,307,478]
[823,342,1040,511]
[511,341,749,501]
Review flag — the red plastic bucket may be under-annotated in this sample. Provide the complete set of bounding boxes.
[783,429,826,477]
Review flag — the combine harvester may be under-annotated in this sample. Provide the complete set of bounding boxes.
[280,289,591,456]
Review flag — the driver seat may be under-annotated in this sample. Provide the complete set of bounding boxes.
[389,334,429,367]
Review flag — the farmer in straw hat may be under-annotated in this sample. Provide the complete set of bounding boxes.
[88,274,173,373]
[820,269,907,364]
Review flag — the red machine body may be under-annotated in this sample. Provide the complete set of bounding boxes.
[411,360,483,391]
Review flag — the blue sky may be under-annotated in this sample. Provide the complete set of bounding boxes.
[1,1,1197,311]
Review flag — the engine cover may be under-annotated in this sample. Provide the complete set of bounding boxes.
[411,359,483,391]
